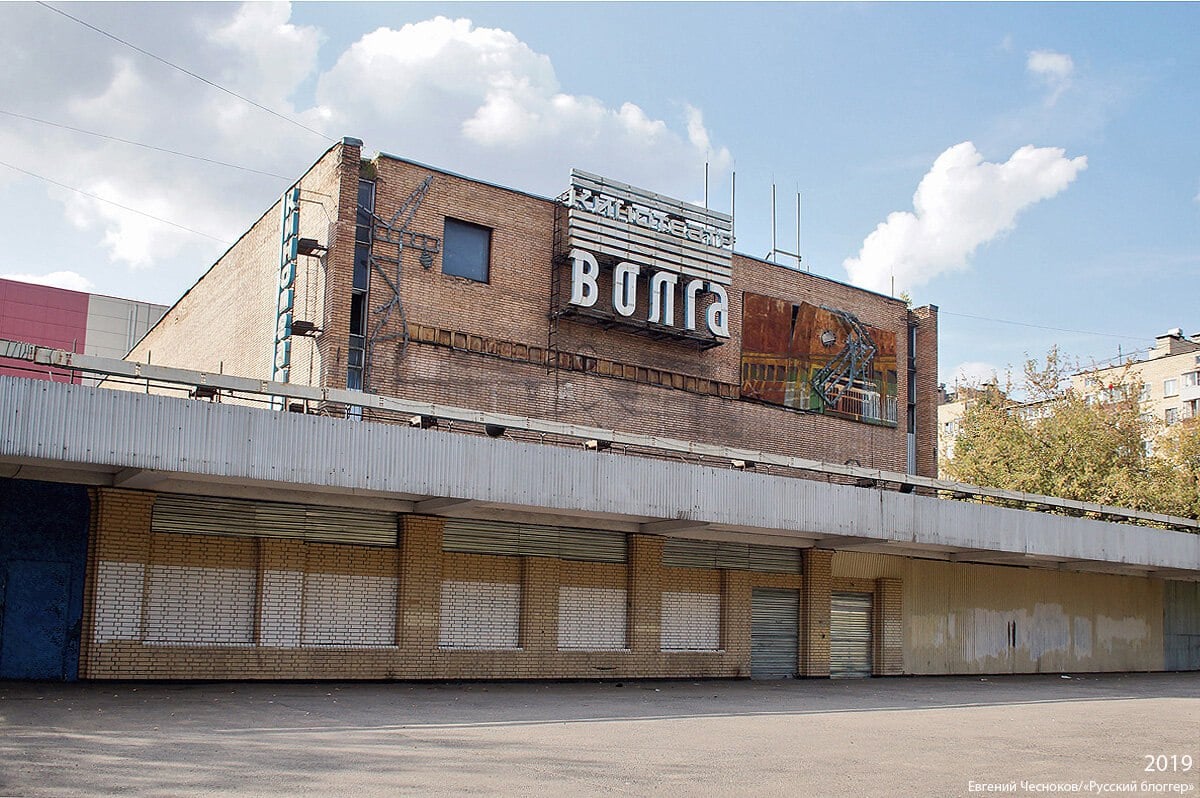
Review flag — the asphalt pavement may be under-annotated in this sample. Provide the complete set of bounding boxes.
[1,672,1197,797]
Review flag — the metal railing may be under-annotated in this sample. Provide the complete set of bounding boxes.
[2,337,1197,534]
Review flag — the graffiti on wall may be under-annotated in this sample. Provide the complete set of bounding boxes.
[740,293,898,426]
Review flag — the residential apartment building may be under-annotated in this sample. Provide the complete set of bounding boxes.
[1075,329,1200,430]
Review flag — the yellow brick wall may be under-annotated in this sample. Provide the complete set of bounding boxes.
[83,489,870,681]
[123,140,353,388]
[801,549,833,677]
[875,577,904,676]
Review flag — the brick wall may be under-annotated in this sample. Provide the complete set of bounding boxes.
[353,154,923,471]
[911,305,939,477]
[801,549,832,677]
[875,577,904,675]
[79,488,906,681]
[123,145,936,470]
[124,140,352,387]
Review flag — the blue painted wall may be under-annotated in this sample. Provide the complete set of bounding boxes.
[0,478,90,680]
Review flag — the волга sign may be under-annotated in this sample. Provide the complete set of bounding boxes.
[561,170,734,341]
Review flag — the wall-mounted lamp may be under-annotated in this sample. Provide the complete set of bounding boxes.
[190,385,220,401]
[297,238,327,257]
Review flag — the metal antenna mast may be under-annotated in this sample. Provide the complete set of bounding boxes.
[363,175,440,392]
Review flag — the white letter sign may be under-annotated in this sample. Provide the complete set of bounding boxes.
[569,248,599,307]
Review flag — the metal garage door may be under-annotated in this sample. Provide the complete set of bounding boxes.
[831,592,873,678]
[751,588,799,679]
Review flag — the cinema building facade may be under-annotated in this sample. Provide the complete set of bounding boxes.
[0,137,1197,681]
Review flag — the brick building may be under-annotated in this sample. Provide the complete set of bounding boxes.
[2,137,1196,682]
[130,138,938,477]
[107,137,935,679]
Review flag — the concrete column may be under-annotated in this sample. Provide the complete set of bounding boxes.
[801,548,832,677]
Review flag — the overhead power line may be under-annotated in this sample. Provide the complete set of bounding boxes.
[939,310,1147,343]
[0,159,232,244]
[36,1,333,143]
[0,110,291,180]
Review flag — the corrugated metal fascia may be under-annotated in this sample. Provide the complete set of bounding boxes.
[3,377,1199,574]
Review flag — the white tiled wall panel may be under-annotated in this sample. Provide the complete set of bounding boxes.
[144,565,256,644]
[260,569,304,647]
[558,586,627,650]
[301,572,398,646]
[439,581,520,649]
[661,591,720,651]
[93,561,144,643]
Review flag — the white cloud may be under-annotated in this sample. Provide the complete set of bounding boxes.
[1,5,728,290]
[0,2,319,279]
[1027,50,1074,106]
[944,361,1003,389]
[1,271,96,292]
[314,16,729,197]
[843,141,1087,295]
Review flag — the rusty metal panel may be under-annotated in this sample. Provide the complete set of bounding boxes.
[740,296,898,427]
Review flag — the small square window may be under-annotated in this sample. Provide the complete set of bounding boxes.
[442,218,491,283]
[1165,407,1180,425]
[1163,378,1178,397]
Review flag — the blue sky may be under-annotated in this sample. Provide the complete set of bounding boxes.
[1,2,1197,387]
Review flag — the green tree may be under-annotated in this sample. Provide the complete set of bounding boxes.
[944,348,1197,519]
[1154,418,1200,518]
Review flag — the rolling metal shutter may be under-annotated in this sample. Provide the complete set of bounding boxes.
[751,588,799,679]
[831,592,873,678]
[663,539,802,573]
[442,519,626,562]
[152,495,398,547]
[1164,580,1200,671]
